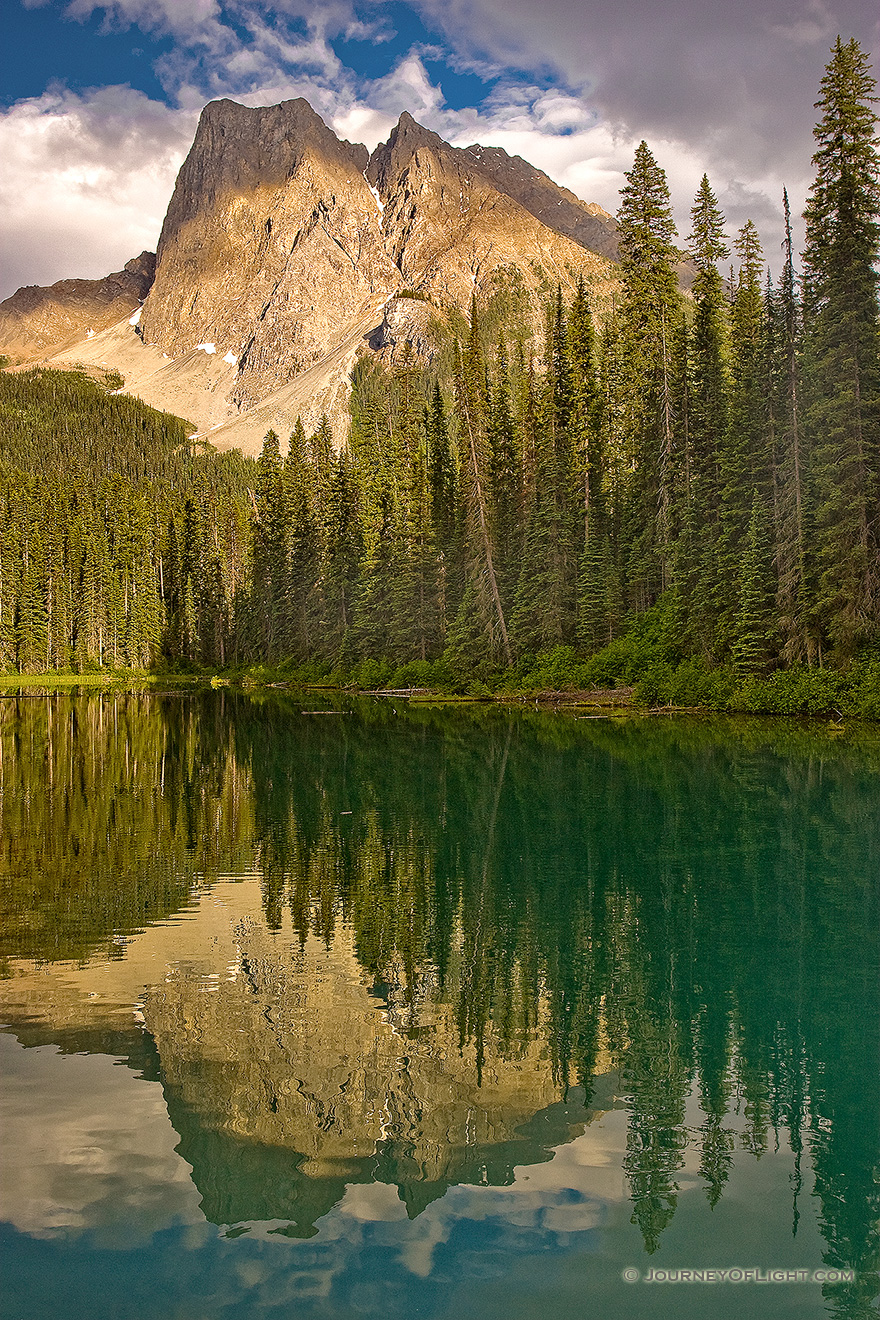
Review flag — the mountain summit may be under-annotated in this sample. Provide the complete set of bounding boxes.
[2,99,619,453]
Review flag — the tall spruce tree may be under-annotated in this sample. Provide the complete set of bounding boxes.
[250,430,289,660]
[486,339,521,614]
[511,291,579,653]
[774,189,811,662]
[732,493,777,675]
[716,220,769,651]
[687,175,730,529]
[567,277,600,553]
[426,380,461,639]
[802,37,880,659]
[450,307,512,666]
[616,142,682,607]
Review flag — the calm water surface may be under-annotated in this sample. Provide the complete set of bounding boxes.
[0,691,878,1320]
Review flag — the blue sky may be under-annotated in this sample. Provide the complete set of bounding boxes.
[1,0,877,298]
[2,1,504,112]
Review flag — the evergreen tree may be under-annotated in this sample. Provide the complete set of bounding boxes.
[426,380,461,640]
[356,488,398,659]
[486,340,521,614]
[774,190,811,663]
[687,175,730,585]
[510,291,580,654]
[320,450,363,661]
[716,221,770,650]
[250,430,290,660]
[732,493,776,675]
[450,308,512,666]
[568,276,600,555]
[802,37,880,659]
[569,278,613,652]
[16,523,48,672]
[616,142,682,606]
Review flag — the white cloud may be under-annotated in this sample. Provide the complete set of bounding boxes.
[6,0,866,297]
[410,0,878,182]
[0,85,193,298]
[364,52,446,121]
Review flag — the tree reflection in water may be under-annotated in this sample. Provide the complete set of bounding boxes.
[0,690,878,1318]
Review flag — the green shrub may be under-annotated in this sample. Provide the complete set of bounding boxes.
[733,667,846,715]
[636,658,736,709]
[851,659,880,719]
[387,658,454,690]
[349,657,394,690]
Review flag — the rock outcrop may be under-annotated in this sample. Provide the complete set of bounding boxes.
[0,253,155,362]
[372,294,442,363]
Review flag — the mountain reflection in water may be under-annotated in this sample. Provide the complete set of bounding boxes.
[0,689,878,1320]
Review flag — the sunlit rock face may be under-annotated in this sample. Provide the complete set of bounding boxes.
[0,253,155,363]
[457,143,621,264]
[139,98,400,412]
[142,921,600,1191]
[367,113,615,313]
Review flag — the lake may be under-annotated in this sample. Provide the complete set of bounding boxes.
[0,690,878,1320]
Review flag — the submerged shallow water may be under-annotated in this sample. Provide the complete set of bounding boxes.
[0,690,878,1320]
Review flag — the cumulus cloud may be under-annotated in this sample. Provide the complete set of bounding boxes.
[3,0,876,297]
[411,0,877,168]
[0,84,194,298]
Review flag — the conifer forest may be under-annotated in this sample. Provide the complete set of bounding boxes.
[1,39,878,712]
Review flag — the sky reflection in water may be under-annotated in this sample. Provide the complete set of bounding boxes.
[0,690,877,1320]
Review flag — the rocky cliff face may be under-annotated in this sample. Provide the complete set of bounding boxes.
[22,98,622,452]
[0,253,155,362]
[140,98,400,411]
[366,112,614,310]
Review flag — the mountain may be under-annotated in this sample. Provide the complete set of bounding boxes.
[0,253,155,363]
[6,98,620,453]
[139,98,398,414]
[364,110,615,307]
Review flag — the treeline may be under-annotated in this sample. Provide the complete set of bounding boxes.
[244,37,880,683]
[0,367,254,671]
[0,39,877,698]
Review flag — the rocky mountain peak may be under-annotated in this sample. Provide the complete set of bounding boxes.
[366,111,448,196]
[139,96,395,405]
[154,97,370,247]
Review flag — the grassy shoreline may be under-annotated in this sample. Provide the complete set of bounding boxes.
[2,657,878,725]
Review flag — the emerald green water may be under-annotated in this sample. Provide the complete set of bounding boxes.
[0,691,878,1320]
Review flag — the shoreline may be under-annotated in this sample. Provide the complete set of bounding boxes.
[0,668,875,727]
